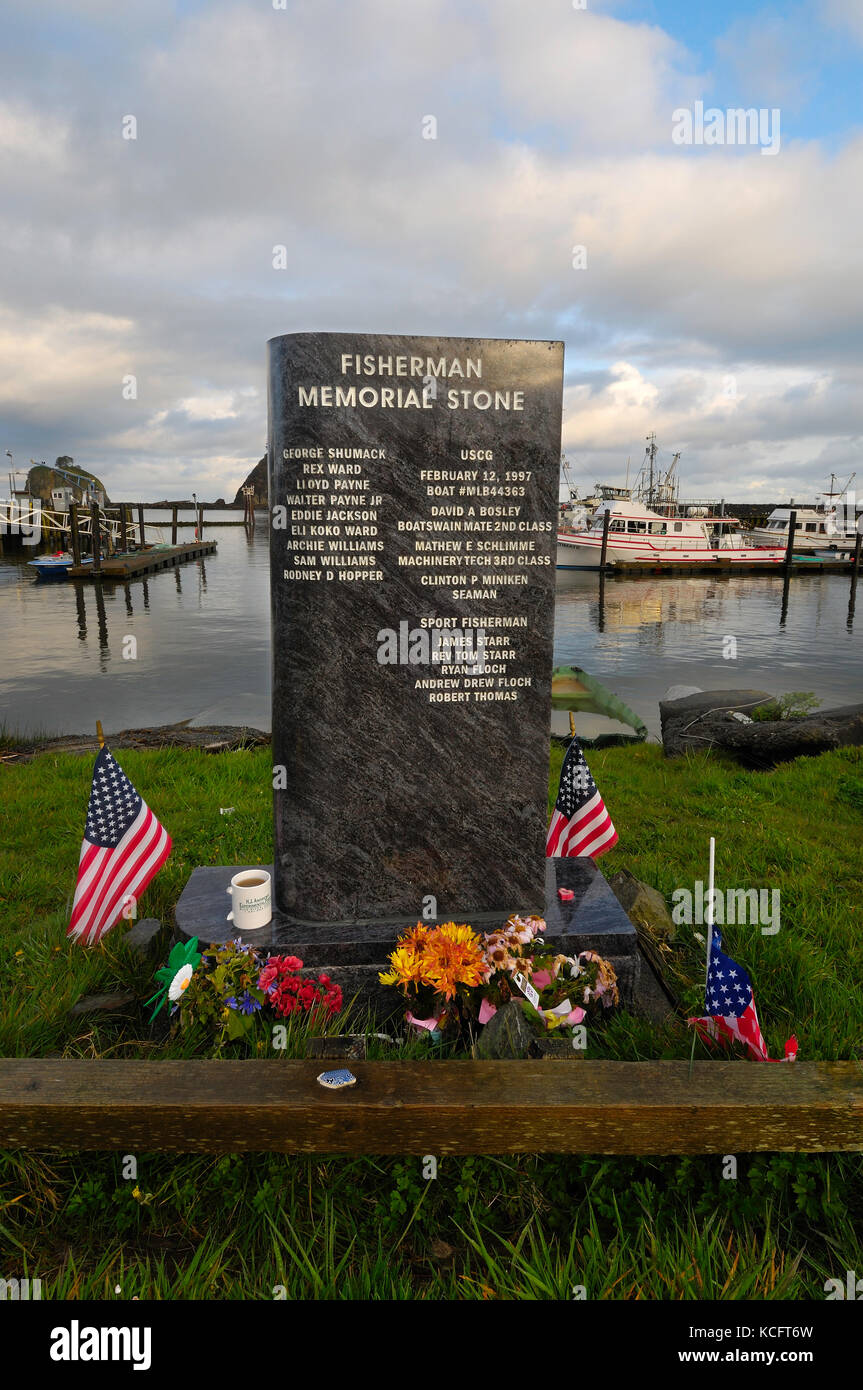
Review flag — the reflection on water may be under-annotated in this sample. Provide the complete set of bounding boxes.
[556,570,861,735]
[0,526,267,736]
[0,527,859,738]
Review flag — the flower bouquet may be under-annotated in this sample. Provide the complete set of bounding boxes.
[379,914,619,1040]
[148,938,343,1046]
[378,922,487,1036]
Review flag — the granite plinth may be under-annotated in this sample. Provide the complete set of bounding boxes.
[268,332,563,923]
[174,856,639,1008]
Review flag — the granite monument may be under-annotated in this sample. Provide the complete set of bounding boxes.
[268,332,562,924]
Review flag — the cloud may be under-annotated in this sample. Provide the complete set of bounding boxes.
[0,0,860,501]
[825,0,863,45]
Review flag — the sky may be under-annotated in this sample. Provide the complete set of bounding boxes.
[0,0,861,503]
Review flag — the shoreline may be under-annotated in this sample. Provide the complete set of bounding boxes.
[0,721,270,762]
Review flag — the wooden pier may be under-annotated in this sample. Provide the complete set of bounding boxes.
[608,556,854,576]
[67,540,216,581]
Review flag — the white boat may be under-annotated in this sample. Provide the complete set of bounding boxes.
[748,474,861,553]
[557,499,787,570]
[749,505,861,552]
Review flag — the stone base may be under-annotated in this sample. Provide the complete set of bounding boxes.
[174,856,640,1011]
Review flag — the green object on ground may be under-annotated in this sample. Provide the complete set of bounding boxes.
[551,665,648,744]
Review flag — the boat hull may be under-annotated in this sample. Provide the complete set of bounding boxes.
[556,534,786,569]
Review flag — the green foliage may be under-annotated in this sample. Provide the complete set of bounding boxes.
[751,692,822,721]
[179,941,267,1045]
[3,1148,861,1299]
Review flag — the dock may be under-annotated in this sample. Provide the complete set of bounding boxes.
[68,540,216,581]
[608,555,854,576]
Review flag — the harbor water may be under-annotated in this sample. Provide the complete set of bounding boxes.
[0,516,860,738]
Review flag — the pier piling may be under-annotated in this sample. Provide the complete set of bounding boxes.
[69,503,81,566]
[783,509,798,572]
[90,503,102,576]
[599,509,611,570]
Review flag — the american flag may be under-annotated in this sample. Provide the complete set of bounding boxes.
[546,738,618,859]
[688,927,797,1063]
[67,746,172,945]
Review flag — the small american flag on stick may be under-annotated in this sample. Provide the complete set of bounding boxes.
[67,745,172,945]
[546,738,618,859]
[688,927,797,1063]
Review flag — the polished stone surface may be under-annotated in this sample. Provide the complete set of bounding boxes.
[176,857,635,953]
[268,332,563,924]
[174,855,639,1009]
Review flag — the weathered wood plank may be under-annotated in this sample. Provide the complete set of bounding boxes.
[1,1061,861,1154]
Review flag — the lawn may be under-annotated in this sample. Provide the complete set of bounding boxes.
[1,741,861,1298]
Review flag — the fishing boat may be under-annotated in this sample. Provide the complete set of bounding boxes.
[557,499,786,569]
[557,434,787,569]
[747,476,861,553]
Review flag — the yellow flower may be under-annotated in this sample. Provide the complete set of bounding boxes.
[437,922,479,946]
[378,945,424,989]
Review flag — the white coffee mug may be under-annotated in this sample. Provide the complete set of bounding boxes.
[226,869,272,930]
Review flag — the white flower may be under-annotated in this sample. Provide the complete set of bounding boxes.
[168,964,195,1001]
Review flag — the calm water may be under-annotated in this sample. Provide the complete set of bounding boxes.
[1,517,860,737]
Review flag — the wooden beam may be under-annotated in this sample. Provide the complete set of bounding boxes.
[0,1060,860,1154]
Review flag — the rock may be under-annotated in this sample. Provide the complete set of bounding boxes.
[529,1035,585,1060]
[660,690,863,767]
[664,684,702,702]
[659,689,773,757]
[123,918,163,956]
[306,1035,367,1061]
[608,869,675,943]
[70,991,137,1016]
[475,999,538,1059]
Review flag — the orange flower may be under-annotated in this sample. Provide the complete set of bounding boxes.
[421,928,485,999]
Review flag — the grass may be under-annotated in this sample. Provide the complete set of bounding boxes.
[1,741,862,1298]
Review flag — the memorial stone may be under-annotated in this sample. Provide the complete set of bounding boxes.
[175,331,637,1005]
[268,332,563,925]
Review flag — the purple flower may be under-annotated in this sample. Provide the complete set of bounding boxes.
[227,990,262,1016]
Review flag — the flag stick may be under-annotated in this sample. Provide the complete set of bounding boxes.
[96,721,105,749]
[689,836,716,1077]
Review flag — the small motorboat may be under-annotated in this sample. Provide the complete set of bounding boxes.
[27,552,91,580]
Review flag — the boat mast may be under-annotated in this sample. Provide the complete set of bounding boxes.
[645,432,657,508]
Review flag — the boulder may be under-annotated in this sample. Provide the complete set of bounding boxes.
[529,1035,585,1060]
[660,689,773,757]
[123,918,163,957]
[607,869,675,943]
[306,1035,367,1061]
[660,690,863,767]
[475,999,538,1059]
